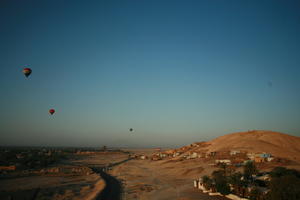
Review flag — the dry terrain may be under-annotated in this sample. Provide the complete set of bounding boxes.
[111,150,229,200]
[0,152,129,200]
[0,168,105,200]
[205,130,300,162]
[69,150,230,200]
[1,130,299,200]
[110,131,300,200]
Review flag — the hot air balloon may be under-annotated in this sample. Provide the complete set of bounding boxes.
[129,128,133,132]
[268,81,273,88]
[23,67,32,78]
[49,109,55,115]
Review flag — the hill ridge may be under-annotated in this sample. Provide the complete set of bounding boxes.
[178,130,300,162]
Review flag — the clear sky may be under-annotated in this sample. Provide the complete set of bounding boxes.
[1,0,300,148]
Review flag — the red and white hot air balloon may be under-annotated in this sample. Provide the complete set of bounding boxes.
[49,109,55,115]
[23,67,32,78]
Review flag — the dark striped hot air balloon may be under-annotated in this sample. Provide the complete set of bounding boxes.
[23,67,32,78]
[49,109,55,115]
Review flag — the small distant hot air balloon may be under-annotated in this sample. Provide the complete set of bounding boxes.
[49,109,55,115]
[268,81,273,88]
[129,128,133,132]
[23,67,32,78]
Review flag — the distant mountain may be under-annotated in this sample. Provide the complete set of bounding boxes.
[202,130,300,162]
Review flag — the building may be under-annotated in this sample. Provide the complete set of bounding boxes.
[190,152,198,159]
[16,154,24,159]
[260,153,271,158]
[255,174,270,181]
[230,150,240,156]
[159,153,167,158]
[247,153,255,160]
[165,150,175,155]
[191,143,201,147]
[215,159,231,165]
[267,157,274,162]
[151,155,161,161]
[254,157,265,163]
[0,165,16,171]
[172,152,180,157]
[76,151,96,155]
[206,151,217,157]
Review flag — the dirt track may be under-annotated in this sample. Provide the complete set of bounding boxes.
[94,168,122,200]
[92,158,132,200]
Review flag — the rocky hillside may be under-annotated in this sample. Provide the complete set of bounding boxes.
[192,130,300,162]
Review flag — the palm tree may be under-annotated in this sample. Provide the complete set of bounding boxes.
[212,170,231,195]
[244,161,258,182]
[229,172,242,194]
[202,175,213,190]
[229,172,248,197]
[249,186,263,200]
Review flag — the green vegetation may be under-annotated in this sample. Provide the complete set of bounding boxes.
[201,162,300,200]
[249,186,262,200]
[0,147,67,170]
[243,161,258,181]
[265,167,300,200]
[228,172,247,197]
[202,175,213,190]
[211,170,230,195]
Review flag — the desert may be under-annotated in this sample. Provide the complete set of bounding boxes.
[1,130,300,200]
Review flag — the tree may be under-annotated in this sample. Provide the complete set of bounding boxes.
[270,167,300,179]
[212,170,230,195]
[266,175,300,200]
[202,175,210,183]
[244,161,258,181]
[249,187,262,200]
[219,163,227,172]
[229,172,243,195]
[218,162,234,177]
[102,146,107,151]
[202,175,213,190]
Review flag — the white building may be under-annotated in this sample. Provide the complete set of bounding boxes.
[190,152,198,159]
[230,150,240,156]
[267,157,274,162]
[247,153,255,160]
[215,159,231,165]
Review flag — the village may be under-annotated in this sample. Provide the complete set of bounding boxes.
[0,146,124,178]
[1,144,300,200]
[129,144,292,200]
[133,142,276,165]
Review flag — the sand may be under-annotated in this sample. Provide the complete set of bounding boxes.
[109,150,229,200]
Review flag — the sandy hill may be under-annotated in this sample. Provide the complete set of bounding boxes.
[202,130,300,162]
[173,130,300,163]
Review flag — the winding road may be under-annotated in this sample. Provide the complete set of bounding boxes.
[91,158,132,200]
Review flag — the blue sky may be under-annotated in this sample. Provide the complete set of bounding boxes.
[0,0,300,147]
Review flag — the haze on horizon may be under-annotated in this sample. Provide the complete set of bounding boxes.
[1,0,300,148]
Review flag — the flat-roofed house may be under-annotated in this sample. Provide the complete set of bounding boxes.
[254,157,265,163]
[215,159,231,165]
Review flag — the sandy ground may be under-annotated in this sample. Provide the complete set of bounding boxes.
[70,150,232,199]
[109,150,229,200]
[0,152,129,200]
[0,153,123,200]
[2,148,297,200]
[0,172,105,200]
[71,152,129,166]
[70,150,229,200]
